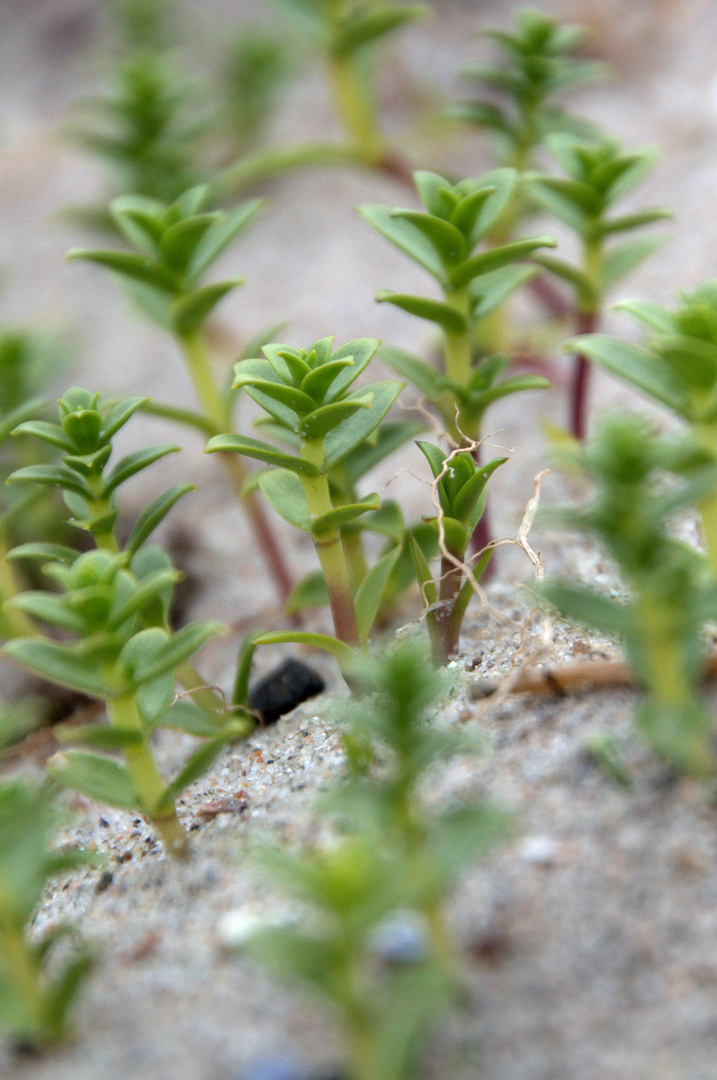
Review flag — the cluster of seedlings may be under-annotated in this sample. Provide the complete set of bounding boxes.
[1,3,716,1077]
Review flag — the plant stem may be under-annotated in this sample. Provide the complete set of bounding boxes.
[301,441,360,648]
[107,693,188,858]
[571,237,602,440]
[432,553,464,664]
[0,917,48,1043]
[179,332,297,611]
[442,285,473,436]
[216,142,368,197]
[329,51,383,166]
[693,419,717,576]
[571,308,598,441]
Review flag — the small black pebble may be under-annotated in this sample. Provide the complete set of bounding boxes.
[95,870,113,894]
[99,817,110,828]
[249,658,325,725]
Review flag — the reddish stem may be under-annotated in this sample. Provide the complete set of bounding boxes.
[570,310,598,441]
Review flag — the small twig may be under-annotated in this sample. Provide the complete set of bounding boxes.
[472,652,717,700]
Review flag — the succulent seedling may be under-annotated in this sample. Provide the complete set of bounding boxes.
[2,389,251,856]
[529,135,671,437]
[67,185,298,610]
[410,441,506,664]
[207,336,403,668]
[244,641,507,1080]
[568,279,717,575]
[360,168,555,443]
[540,413,717,775]
[455,6,606,176]
[0,778,95,1048]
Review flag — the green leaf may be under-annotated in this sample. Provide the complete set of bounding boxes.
[471,373,551,409]
[323,338,380,400]
[10,420,74,451]
[333,5,428,56]
[285,570,329,613]
[66,249,180,293]
[409,532,437,607]
[354,546,401,644]
[125,483,195,554]
[258,469,312,531]
[568,333,687,415]
[102,444,180,495]
[2,639,113,697]
[377,345,443,400]
[601,237,664,292]
[599,208,672,236]
[156,733,233,811]
[453,456,507,527]
[342,420,426,484]
[5,592,85,633]
[252,630,356,666]
[471,264,537,318]
[531,253,598,308]
[539,581,631,637]
[123,621,222,686]
[310,492,381,541]
[389,210,466,263]
[412,171,458,218]
[206,433,320,476]
[323,382,404,470]
[7,464,89,498]
[53,722,144,749]
[136,670,176,725]
[172,279,242,335]
[6,542,78,565]
[449,185,497,242]
[358,204,445,281]
[159,699,222,737]
[47,750,139,810]
[0,396,47,444]
[101,396,149,440]
[159,213,219,273]
[299,394,373,442]
[187,198,265,281]
[375,290,468,334]
[448,235,556,289]
[355,499,405,542]
[462,168,519,242]
[613,298,675,334]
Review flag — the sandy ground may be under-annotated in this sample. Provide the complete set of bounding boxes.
[4,1,717,1077]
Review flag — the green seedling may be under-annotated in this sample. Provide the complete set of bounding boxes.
[529,135,671,438]
[455,6,606,178]
[411,441,506,664]
[359,167,552,569]
[65,50,207,224]
[568,279,717,575]
[218,0,428,194]
[359,168,555,444]
[207,336,403,666]
[2,388,251,857]
[540,413,717,775]
[67,184,297,609]
[0,778,94,1048]
[245,640,507,1080]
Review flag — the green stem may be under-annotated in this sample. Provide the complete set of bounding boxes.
[217,142,368,197]
[693,420,717,576]
[300,441,360,648]
[107,693,188,858]
[329,51,383,165]
[442,285,474,439]
[0,916,48,1043]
